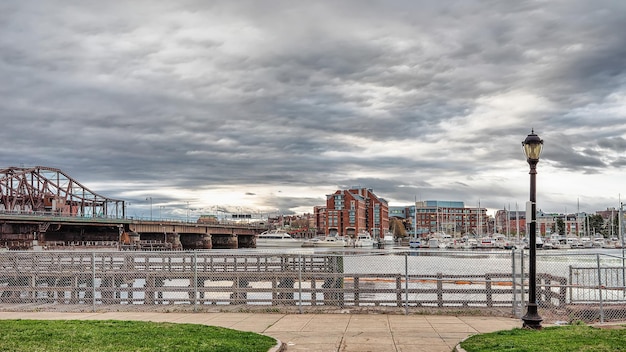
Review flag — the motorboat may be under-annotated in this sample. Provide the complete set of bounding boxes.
[605,237,621,248]
[383,232,395,245]
[310,236,349,247]
[355,231,376,247]
[542,240,558,250]
[464,238,478,249]
[255,229,302,247]
[593,237,605,248]
[479,237,494,248]
[580,237,593,248]
[522,236,544,249]
[301,236,323,247]
[409,237,422,248]
[569,239,584,249]
[427,238,439,248]
[438,240,454,249]
[566,237,581,248]
[494,235,516,249]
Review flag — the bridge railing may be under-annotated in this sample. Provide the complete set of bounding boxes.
[0,209,125,222]
[0,209,271,228]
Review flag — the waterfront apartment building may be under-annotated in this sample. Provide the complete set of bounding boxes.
[495,208,587,237]
[494,210,527,236]
[313,206,327,236]
[390,201,489,237]
[314,188,389,238]
[537,212,585,237]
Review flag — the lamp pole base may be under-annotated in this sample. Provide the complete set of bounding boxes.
[522,303,543,330]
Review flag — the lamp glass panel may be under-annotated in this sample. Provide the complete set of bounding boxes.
[524,142,542,159]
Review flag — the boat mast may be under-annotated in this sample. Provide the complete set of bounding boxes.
[506,204,510,237]
[413,196,417,239]
[478,200,481,237]
[516,203,520,243]
[611,208,614,238]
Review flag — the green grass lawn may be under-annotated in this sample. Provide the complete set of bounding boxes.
[0,320,277,352]
[461,324,626,352]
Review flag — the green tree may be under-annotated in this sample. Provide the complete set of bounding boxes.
[609,214,621,238]
[556,218,565,236]
[613,214,624,238]
[587,214,605,237]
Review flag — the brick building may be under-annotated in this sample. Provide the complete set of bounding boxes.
[495,208,587,237]
[314,188,389,238]
[494,209,527,236]
[391,201,490,237]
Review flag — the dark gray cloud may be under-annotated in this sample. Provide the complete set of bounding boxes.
[1,1,625,217]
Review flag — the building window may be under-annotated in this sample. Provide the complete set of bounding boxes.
[374,204,380,225]
[334,195,344,210]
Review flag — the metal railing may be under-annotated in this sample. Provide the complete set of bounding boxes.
[0,249,623,323]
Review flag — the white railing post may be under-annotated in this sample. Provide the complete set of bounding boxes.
[298,254,303,314]
[405,253,409,315]
[597,254,604,323]
[92,251,96,312]
[512,248,518,316]
[193,251,198,312]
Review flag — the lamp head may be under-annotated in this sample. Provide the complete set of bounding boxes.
[522,129,543,162]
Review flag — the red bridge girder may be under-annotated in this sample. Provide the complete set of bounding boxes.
[0,166,125,219]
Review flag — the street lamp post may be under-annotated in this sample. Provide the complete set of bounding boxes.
[521,129,543,330]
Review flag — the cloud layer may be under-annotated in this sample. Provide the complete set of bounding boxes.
[2,1,626,219]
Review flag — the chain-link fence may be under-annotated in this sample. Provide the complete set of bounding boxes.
[537,251,626,323]
[0,249,624,323]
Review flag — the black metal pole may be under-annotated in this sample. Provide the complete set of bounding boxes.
[522,159,542,329]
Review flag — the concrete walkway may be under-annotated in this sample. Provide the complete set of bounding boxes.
[0,311,521,351]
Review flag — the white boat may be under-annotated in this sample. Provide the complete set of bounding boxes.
[464,238,478,249]
[542,240,558,250]
[438,240,454,249]
[479,237,494,248]
[355,232,376,247]
[580,237,593,248]
[593,237,605,248]
[427,238,439,248]
[383,232,395,245]
[522,236,544,249]
[312,236,349,247]
[409,237,422,248]
[566,237,581,248]
[301,236,323,247]
[255,230,302,247]
[605,237,621,248]
[568,238,584,249]
[494,235,516,249]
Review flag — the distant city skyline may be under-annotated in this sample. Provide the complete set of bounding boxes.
[2,1,626,219]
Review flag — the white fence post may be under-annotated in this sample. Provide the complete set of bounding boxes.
[405,253,409,315]
[597,253,604,323]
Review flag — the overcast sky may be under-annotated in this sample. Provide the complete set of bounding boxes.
[2,1,626,220]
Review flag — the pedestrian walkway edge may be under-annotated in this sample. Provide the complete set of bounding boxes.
[269,337,286,352]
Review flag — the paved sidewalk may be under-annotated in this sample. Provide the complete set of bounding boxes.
[0,312,521,352]
[0,311,521,351]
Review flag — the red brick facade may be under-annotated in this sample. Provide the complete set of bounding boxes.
[315,188,389,239]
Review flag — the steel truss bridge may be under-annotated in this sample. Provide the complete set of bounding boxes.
[0,166,124,218]
[0,166,261,250]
